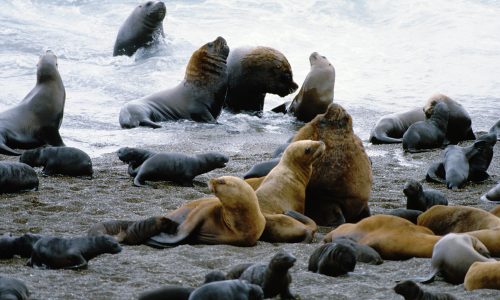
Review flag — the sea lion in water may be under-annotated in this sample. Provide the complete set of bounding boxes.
[464,261,500,291]
[369,107,426,144]
[0,233,41,259]
[489,119,500,140]
[0,276,30,300]
[0,50,65,156]
[423,93,475,144]
[287,52,335,122]
[308,243,357,277]
[113,1,166,57]
[331,236,383,265]
[481,182,500,202]
[402,102,448,152]
[394,280,457,300]
[188,280,264,300]
[146,176,265,247]
[27,235,122,269]
[224,46,298,115]
[119,36,229,128]
[130,151,228,187]
[0,162,39,193]
[19,146,93,177]
[292,103,372,226]
[403,180,447,211]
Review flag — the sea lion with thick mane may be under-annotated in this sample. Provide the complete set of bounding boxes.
[224,46,298,115]
[464,261,500,291]
[394,280,457,300]
[0,50,65,156]
[0,162,39,193]
[292,103,372,226]
[188,280,264,300]
[403,180,447,211]
[119,36,229,128]
[369,107,426,144]
[0,276,30,300]
[113,1,166,57]
[423,93,475,144]
[482,182,500,202]
[145,176,265,247]
[20,146,93,177]
[402,102,448,152]
[308,242,357,277]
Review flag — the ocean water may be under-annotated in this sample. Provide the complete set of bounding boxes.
[0,0,499,157]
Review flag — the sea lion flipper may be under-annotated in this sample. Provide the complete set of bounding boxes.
[0,142,21,156]
[271,101,291,114]
[65,254,88,270]
[412,271,437,284]
[426,162,446,183]
[139,119,162,129]
[261,213,316,243]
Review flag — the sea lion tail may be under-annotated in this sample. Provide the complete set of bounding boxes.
[0,142,21,156]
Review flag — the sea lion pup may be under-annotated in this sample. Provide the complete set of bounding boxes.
[464,261,500,291]
[489,119,500,140]
[286,52,335,122]
[113,1,166,57]
[369,107,426,144]
[0,162,39,193]
[386,209,423,224]
[482,183,500,202]
[27,235,122,269]
[323,215,440,260]
[87,216,173,245]
[417,205,500,235]
[417,233,494,284]
[292,103,372,226]
[19,146,93,177]
[256,140,325,243]
[423,93,475,144]
[224,46,298,115]
[467,133,496,182]
[119,36,229,128]
[117,147,157,176]
[228,250,296,300]
[0,233,42,259]
[394,280,457,300]
[188,280,264,300]
[0,276,30,300]
[0,50,65,156]
[331,236,383,265]
[145,176,265,248]
[403,180,447,211]
[308,243,357,277]
[131,151,229,187]
[402,102,449,152]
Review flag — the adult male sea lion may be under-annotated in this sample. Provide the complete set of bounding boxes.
[292,103,372,226]
[0,162,39,193]
[402,102,448,152]
[0,50,65,156]
[481,182,500,202]
[145,176,265,247]
[188,280,264,300]
[0,276,30,300]
[403,180,447,211]
[224,46,298,115]
[464,261,500,291]
[369,107,425,144]
[119,36,229,128]
[308,243,357,277]
[20,146,93,177]
[394,280,457,300]
[113,1,166,57]
[287,52,335,122]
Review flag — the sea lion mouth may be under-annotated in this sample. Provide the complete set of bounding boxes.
[309,52,319,64]
[213,36,229,58]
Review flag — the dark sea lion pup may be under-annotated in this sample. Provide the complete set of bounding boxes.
[119,36,229,128]
[394,280,457,300]
[188,280,264,300]
[0,50,65,156]
[308,243,357,277]
[0,233,42,259]
[331,236,383,265]
[403,180,447,211]
[489,119,500,140]
[369,108,425,144]
[402,102,448,152]
[0,276,30,300]
[0,162,39,193]
[113,1,166,57]
[386,208,423,224]
[20,146,93,177]
[117,147,156,176]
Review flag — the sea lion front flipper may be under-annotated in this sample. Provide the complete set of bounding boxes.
[271,101,291,114]
[0,138,21,156]
[41,127,65,147]
[426,162,446,183]
[65,254,88,270]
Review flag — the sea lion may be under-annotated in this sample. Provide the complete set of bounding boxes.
[464,261,500,291]
[119,36,229,128]
[0,50,65,156]
[467,133,497,182]
[423,93,475,144]
[386,209,423,224]
[489,119,500,140]
[139,286,195,300]
[0,162,39,193]
[117,147,157,176]
[323,215,440,260]
[403,180,447,211]
[482,183,500,202]
[331,236,383,265]
[113,1,166,57]
[243,158,280,179]
[87,216,174,245]
[145,176,265,247]
[188,280,264,300]
[19,146,93,177]
[394,280,457,300]
[0,276,30,300]
[131,151,228,187]
[224,46,298,115]
[402,102,448,152]
[27,235,122,269]
[308,243,357,277]
[256,140,325,243]
[287,52,335,122]
[292,103,372,226]
[0,233,41,259]
[369,108,426,144]
[490,205,500,217]
[417,205,500,235]
[466,227,500,257]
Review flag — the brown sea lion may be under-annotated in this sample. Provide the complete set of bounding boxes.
[369,107,426,144]
[323,215,440,260]
[466,227,500,257]
[464,261,500,291]
[224,46,298,115]
[394,280,457,300]
[490,205,500,217]
[145,176,265,247]
[287,52,335,122]
[119,37,229,128]
[292,103,372,226]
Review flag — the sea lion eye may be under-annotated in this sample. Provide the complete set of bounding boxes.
[322,56,326,59]
[305,147,311,154]
[208,42,214,47]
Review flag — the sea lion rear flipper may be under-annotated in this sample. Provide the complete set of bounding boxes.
[65,254,88,270]
[139,119,162,129]
[271,101,291,114]
[426,162,446,183]
[0,141,21,156]
[370,132,403,144]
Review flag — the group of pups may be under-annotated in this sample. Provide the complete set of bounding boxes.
[0,0,500,299]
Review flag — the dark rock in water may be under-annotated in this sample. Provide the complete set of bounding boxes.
[308,242,357,276]
[394,280,457,300]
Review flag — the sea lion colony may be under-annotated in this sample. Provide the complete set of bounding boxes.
[1,1,500,299]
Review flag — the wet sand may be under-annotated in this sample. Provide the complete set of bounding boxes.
[0,119,499,300]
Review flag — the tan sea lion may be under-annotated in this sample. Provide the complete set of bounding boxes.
[467,227,500,257]
[490,205,500,217]
[145,176,265,247]
[464,261,500,291]
[292,103,372,226]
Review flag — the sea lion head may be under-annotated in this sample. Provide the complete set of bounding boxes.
[269,249,296,271]
[139,1,166,23]
[423,93,452,118]
[403,179,423,198]
[15,233,43,258]
[37,50,59,82]
[309,52,334,69]
[19,149,42,167]
[203,152,229,169]
[326,243,356,276]
[95,235,123,254]
[208,176,255,202]
[185,36,229,85]
[318,103,353,130]
[283,140,325,166]
[394,280,421,298]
